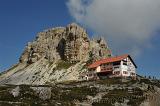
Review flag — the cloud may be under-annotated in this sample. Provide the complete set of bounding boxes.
[67,0,160,57]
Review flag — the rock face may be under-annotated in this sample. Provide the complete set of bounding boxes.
[20,23,111,64]
[0,23,112,85]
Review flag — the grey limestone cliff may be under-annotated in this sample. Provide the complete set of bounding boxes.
[0,23,111,85]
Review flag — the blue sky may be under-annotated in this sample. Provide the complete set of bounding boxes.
[0,0,160,78]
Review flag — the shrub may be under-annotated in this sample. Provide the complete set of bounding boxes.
[56,60,75,70]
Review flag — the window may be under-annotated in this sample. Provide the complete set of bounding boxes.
[123,62,127,65]
[128,63,132,65]
[123,59,127,65]
[113,61,120,66]
[123,71,128,74]
[114,66,119,69]
[114,71,120,75]
[131,73,135,75]
[89,74,93,77]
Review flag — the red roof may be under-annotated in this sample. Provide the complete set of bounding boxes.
[88,54,137,69]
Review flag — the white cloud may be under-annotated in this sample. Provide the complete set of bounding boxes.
[67,0,160,57]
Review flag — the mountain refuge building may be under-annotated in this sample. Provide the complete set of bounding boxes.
[84,54,137,80]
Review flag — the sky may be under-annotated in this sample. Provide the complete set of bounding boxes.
[0,0,160,78]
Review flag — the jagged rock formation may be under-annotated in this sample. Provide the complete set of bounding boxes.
[20,23,111,64]
[0,23,112,85]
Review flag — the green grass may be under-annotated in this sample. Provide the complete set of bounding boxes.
[100,87,145,106]
[97,78,123,85]
[57,86,98,102]
[0,77,158,106]
[55,60,75,70]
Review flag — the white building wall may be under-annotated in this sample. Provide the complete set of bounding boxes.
[120,57,136,77]
[127,57,136,77]
[112,57,136,77]
[121,59,130,77]
[96,66,101,72]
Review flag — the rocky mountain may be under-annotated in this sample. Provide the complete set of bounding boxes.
[0,23,111,85]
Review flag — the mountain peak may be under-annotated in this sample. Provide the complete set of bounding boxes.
[0,23,112,85]
[68,22,79,26]
[20,23,111,64]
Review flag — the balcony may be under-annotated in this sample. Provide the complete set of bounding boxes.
[113,65,120,71]
[100,67,113,72]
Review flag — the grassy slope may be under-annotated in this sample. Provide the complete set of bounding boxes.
[0,78,159,106]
